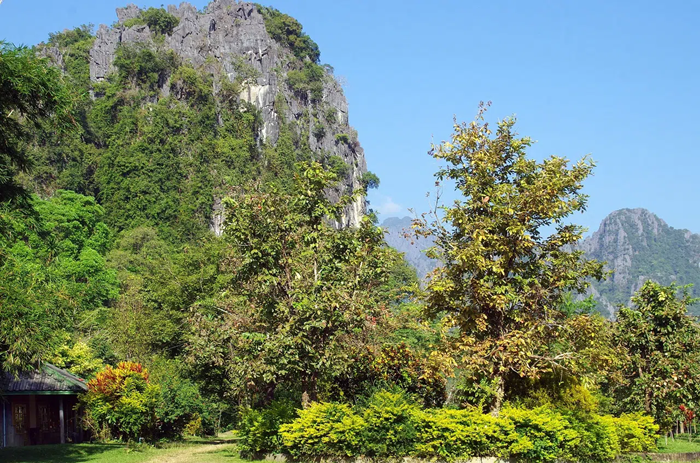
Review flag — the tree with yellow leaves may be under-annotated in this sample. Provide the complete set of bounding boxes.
[415,103,605,414]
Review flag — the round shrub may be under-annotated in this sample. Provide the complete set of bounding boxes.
[80,362,159,442]
[362,390,420,457]
[414,408,514,460]
[239,400,297,456]
[280,402,365,458]
[612,413,658,453]
[566,413,620,462]
[500,406,579,463]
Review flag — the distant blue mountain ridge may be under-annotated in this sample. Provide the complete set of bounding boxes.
[381,209,700,317]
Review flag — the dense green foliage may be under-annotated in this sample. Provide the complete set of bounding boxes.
[280,401,365,458]
[81,361,214,441]
[26,26,319,243]
[123,8,180,36]
[81,362,160,441]
[0,191,117,374]
[186,162,399,403]
[606,281,700,432]
[150,359,218,438]
[335,343,447,407]
[255,5,328,102]
[256,5,320,63]
[46,25,95,90]
[0,41,72,212]
[286,61,325,101]
[106,227,225,361]
[238,400,297,455]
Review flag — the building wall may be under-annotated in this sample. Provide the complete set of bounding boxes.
[1,395,82,447]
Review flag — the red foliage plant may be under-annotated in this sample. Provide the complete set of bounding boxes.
[87,361,149,397]
[680,405,695,426]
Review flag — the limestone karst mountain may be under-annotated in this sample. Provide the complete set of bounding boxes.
[33,2,367,239]
[581,208,700,316]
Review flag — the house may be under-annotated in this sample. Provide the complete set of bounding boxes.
[1,363,88,447]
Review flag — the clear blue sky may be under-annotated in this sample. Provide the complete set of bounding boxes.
[1,0,699,235]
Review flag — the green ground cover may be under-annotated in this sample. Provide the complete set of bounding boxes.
[6,433,700,463]
[656,433,700,454]
[0,434,258,463]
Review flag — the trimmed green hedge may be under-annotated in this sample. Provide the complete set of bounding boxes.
[277,391,658,463]
[279,402,365,458]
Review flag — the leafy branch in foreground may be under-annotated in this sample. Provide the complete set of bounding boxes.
[0,42,73,205]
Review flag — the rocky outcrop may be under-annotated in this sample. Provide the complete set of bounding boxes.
[581,208,700,317]
[88,1,367,230]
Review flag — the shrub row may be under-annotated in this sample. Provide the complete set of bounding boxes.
[273,391,657,463]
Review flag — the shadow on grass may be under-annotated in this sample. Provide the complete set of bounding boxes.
[0,443,127,463]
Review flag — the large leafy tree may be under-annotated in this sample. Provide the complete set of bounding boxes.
[187,162,395,403]
[0,42,83,375]
[416,104,605,414]
[608,281,700,433]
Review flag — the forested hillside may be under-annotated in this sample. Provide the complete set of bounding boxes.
[2,1,407,433]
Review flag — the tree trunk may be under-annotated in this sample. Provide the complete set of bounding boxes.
[260,383,276,406]
[638,366,652,413]
[490,375,505,416]
[302,372,319,404]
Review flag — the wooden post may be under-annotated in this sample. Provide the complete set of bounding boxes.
[59,398,65,444]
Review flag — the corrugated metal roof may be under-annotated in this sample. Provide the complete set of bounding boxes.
[2,364,88,393]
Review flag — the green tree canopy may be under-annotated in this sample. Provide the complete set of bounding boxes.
[187,162,396,404]
[0,191,117,374]
[0,42,72,205]
[608,281,700,433]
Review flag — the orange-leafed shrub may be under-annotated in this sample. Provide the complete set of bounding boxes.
[81,362,159,441]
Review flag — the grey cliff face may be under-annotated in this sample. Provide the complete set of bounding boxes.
[88,1,367,231]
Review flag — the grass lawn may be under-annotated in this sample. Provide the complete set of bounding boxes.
[0,434,261,463]
[656,433,700,454]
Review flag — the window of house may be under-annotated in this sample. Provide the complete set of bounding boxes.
[39,405,51,431]
[13,404,27,433]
